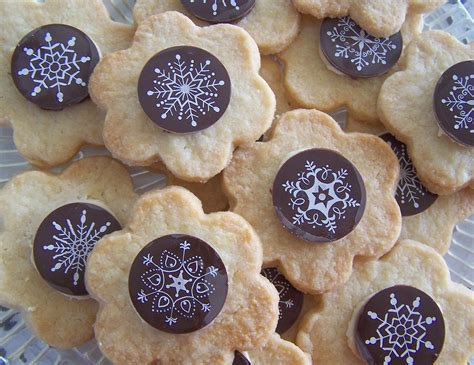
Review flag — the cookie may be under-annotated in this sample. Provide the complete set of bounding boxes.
[86,186,280,364]
[291,0,442,38]
[0,157,136,348]
[247,334,311,364]
[279,14,423,127]
[296,240,474,364]
[344,117,386,135]
[89,11,275,182]
[133,0,300,55]
[378,31,474,195]
[260,56,293,118]
[223,109,401,293]
[0,0,134,168]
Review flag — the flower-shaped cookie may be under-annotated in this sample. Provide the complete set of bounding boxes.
[89,12,275,182]
[260,56,293,118]
[223,109,401,293]
[86,186,280,364]
[0,0,134,167]
[279,14,423,127]
[0,157,136,348]
[292,0,442,37]
[133,0,300,55]
[296,240,474,364]
[247,334,311,364]
[379,31,474,195]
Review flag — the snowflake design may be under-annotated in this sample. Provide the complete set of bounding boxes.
[365,292,437,364]
[43,209,112,286]
[282,161,360,234]
[326,17,398,72]
[262,269,293,319]
[146,53,226,128]
[136,241,220,327]
[189,0,240,15]
[17,32,91,103]
[441,73,474,133]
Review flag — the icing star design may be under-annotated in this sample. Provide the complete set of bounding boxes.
[167,270,192,297]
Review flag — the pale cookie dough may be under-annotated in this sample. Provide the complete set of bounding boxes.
[279,14,423,127]
[344,117,386,135]
[378,31,474,195]
[0,0,134,168]
[292,0,442,38]
[0,157,136,348]
[89,12,275,182]
[133,0,300,55]
[223,109,401,293]
[248,334,311,364]
[86,186,280,364]
[296,240,474,364]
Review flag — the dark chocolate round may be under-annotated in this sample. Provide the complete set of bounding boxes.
[181,0,256,23]
[261,267,304,334]
[11,24,100,110]
[233,351,251,365]
[320,16,402,78]
[433,60,474,147]
[33,203,121,296]
[272,148,366,243]
[129,234,228,334]
[356,285,445,365]
[138,46,231,134]
[380,133,438,216]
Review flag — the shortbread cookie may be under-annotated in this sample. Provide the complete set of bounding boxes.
[86,186,280,364]
[292,0,442,38]
[0,157,136,348]
[248,334,311,364]
[344,118,386,135]
[296,240,474,364]
[133,0,300,55]
[0,0,134,168]
[89,12,275,182]
[279,14,423,126]
[223,109,401,293]
[378,31,474,194]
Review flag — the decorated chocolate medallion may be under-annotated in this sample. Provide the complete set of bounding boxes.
[320,17,402,78]
[261,267,304,334]
[11,24,100,110]
[33,203,121,296]
[272,149,366,243]
[129,234,228,333]
[434,60,474,147]
[356,285,445,365]
[138,46,231,134]
[380,133,437,216]
[233,351,251,365]
[181,0,256,23]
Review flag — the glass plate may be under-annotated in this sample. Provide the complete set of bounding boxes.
[0,1,472,364]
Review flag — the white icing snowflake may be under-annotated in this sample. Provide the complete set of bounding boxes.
[365,292,437,364]
[262,269,293,319]
[188,0,240,15]
[17,32,91,103]
[43,209,112,286]
[137,241,219,327]
[441,73,473,133]
[146,52,226,128]
[326,17,398,72]
[282,161,361,234]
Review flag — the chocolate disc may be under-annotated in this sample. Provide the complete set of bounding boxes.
[320,17,402,78]
[261,268,304,334]
[233,351,251,365]
[356,285,445,365]
[138,46,231,134]
[33,203,121,296]
[11,24,100,110]
[129,234,228,333]
[433,60,474,147]
[181,0,256,23]
[272,149,366,243]
[380,133,438,216]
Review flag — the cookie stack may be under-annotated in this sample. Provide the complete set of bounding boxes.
[0,0,472,364]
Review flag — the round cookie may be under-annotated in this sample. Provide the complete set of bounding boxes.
[0,157,136,348]
[133,0,301,55]
[86,186,280,364]
[0,0,134,168]
[89,12,275,182]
